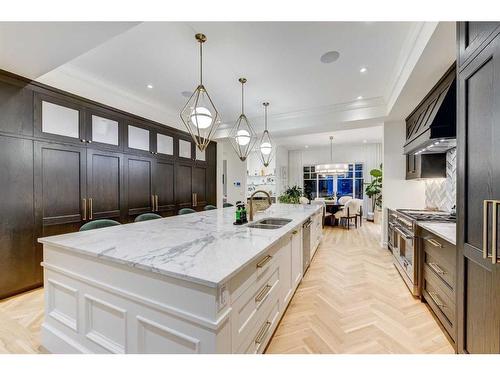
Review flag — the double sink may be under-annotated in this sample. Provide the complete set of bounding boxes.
[247,218,292,230]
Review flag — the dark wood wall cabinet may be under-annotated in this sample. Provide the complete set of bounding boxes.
[457,22,500,354]
[0,69,217,300]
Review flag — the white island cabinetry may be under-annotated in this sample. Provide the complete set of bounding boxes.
[39,204,322,354]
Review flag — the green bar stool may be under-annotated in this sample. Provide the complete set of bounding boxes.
[178,208,196,215]
[204,205,217,211]
[79,219,121,231]
[135,213,162,222]
[223,203,233,208]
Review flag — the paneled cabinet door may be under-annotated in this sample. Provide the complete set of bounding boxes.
[154,160,175,216]
[0,136,38,299]
[175,163,193,210]
[457,32,500,354]
[279,238,293,310]
[86,109,122,151]
[291,228,303,288]
[125,155,154,219]
[192,166,207,210]
[458,22,500,69]
[86,149,124,221]
[34,141,87,238]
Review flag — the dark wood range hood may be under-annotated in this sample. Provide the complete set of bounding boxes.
[404,64,456,180]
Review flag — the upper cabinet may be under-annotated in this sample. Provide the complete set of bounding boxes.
[156,133,174,156]
[34,93,85,144]
[458,22,500,70]
[125,123,152,155]
[179,138,193,160]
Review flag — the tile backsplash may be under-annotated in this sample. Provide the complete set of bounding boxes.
[425,147,456,212]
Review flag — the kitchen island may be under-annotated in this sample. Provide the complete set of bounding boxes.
[38,203,323,354]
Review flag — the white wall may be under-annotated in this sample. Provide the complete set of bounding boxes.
[288,143,382,216]
[275,146,289,198]
[221,139,247,205]
[382,120,426,244]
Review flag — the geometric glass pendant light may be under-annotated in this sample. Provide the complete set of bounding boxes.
[180,33,221,152]
[259,102,274,167]
[229,78,258,161]
[315,136,349,176]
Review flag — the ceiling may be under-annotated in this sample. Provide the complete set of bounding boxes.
[276,125,383,150]
[0,22,452,141]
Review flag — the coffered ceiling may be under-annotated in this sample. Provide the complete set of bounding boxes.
[0,21,454,141]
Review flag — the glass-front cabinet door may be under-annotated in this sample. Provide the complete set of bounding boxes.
[125,123,152,155]
[179,138,193,160]
[156,133,174,157]
[35,93,85,143]
[86,108,122,150]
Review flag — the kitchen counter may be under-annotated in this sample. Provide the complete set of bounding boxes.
[417,221,456,245]
[38,203,323,354]
[39,203,321,288]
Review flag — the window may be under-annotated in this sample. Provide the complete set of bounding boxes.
[303,163,363,200]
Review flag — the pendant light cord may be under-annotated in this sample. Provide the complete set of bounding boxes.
[265,105,268,131]
[241,81,244,114]
[199,41,203,86]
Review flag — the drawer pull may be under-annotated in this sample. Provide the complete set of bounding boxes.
[255,284,272,303]
[426,238,443,248]
[428,262,446,275]
[254,321,272,344]
[428,291,446,309]
[256,255,272,268]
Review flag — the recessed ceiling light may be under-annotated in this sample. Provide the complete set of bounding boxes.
[360,67,367,73]
[181,91,192,98]
[320,50,340,64]
[305,145,309,149]
[363,140,367,143]
[147,84,154,89]
[357,96,363,100]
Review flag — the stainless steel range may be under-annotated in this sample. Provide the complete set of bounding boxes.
[387,209,456,296]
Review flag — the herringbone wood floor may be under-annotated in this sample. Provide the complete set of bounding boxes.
[265,222,454,354]
[0,222,453,354]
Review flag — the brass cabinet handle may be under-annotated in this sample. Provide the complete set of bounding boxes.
[493,200,498,264]
[483,200,488,260]
[151,195,155,211]
[426,238,443,248]
[256,255,272,268]
[82,198,87,220]
[428,262,445,275]
[255,284,272,303]
[192,193,195,207]
[483,200,500,264]
[254,321,272,344]
[194,192,197,206]
[428,291,446,309]
[155,195,159,212]
[292,230,298,234]
[88,198,93,220]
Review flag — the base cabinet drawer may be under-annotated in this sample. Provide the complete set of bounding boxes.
[423,265,456,341]
[421,230,456,290]
[239,297,280,354]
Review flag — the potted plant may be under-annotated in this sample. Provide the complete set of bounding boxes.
[278,185,303,204]
[365,164,382,224]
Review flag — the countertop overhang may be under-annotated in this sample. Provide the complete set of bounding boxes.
[39,204,322,288]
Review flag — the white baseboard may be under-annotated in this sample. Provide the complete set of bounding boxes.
[41,323,90,354]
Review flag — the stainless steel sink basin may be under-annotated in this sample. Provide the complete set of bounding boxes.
[247,217,292,229]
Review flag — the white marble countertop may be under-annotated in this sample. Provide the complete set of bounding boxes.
[418,222,456,245]
[39,204,322,288]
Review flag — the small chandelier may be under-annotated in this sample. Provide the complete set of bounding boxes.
[229,78,257,161]
[180,33,221,152]
[315,136,349,175]
[259,102,274,167]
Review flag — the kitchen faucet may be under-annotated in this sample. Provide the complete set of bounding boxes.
[249,190,272,222]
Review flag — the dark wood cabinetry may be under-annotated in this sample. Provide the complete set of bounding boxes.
[0,69,217,299]
[457,22,500,354]
[0,136,39,299]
